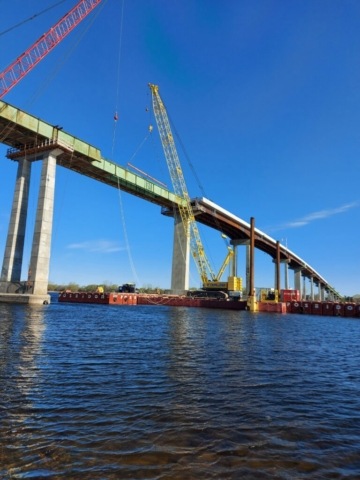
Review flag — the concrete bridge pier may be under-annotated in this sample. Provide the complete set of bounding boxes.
[28,149,61,296]
[319,283,325,301]
[170,212,190,295]
[1,157,32,284]
[294,268,303,298]
[272,241,281,293]
[230,239,250,296]
[0,148,62,304]
[282,259,290,289]
[310,276,315,300]
[303,276,307,300]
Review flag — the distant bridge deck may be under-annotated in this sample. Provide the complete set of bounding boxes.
[0,100,340,296]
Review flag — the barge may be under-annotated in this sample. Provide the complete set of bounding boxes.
[58,291,247,310]
[57,292,360,317]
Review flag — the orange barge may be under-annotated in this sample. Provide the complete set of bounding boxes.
[58,292,360,317]
[58,291,247,310]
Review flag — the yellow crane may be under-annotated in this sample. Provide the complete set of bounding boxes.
[149,84,242,294]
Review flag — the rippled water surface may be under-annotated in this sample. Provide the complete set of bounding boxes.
[1,295,360,479]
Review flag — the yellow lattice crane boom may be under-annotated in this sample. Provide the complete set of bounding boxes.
[149,83,242,293]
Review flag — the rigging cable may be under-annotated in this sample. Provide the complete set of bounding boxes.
[0,0,67,38]
[111,0,144,289]
[0,0,108,144]
[164,100,231,273]
[26,0,108,108]
[116,176,141,287]
[111,0,125,159]
[148,105,199,289]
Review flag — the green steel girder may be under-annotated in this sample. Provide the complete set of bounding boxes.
[0,100,181,208]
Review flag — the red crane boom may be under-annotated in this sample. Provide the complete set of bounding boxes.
[0,0,102,99]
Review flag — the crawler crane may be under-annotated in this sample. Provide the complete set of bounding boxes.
[148,84,242,295]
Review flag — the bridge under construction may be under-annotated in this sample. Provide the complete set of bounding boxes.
[0,99,341,304]
[0,0,344,307]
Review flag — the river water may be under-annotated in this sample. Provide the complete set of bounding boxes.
[1,294,360,479]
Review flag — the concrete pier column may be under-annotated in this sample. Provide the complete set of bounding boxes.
[246,217,258,311]
[170,211,190,294]
[294,269,302,298]
[1,158,32,282]
[283,260,289,289]
[310,276,314,300]
[273,258,281,291]
[231,244,237,277]
[303,276,306,300]
[230,239,250,295]
[320,285,326,301]
[28,149,61,295]
[246,244,250,295]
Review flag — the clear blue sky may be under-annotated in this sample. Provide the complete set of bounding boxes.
[0,0,359,295]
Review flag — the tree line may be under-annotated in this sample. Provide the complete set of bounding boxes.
[48,282,169,294]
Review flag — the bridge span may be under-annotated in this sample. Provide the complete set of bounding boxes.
[0,99,341,302]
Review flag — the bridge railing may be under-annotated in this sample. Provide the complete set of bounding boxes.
[6,137,74,159]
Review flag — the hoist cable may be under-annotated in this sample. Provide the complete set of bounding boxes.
[26,0,107,108]
[0,0,107,144]
[116,176,141,286]
[160,97,232,275]
[111,0,125,159]
[0,0,67,38]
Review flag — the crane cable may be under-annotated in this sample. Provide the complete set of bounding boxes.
[147,103,200,288]
[0,0,108,144]
[111,0,125,160]
[116,176,141,287]
[26,0,108,109]
[111,0,142,288]
[0,0,67,38]
[165,102,232,275]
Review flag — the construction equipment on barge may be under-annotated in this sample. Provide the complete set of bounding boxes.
[148,84,242,298]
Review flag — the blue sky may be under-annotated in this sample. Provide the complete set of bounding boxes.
[0,0,359,295]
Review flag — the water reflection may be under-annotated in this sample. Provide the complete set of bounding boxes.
[1,304,360,478]
[0,304,45,476]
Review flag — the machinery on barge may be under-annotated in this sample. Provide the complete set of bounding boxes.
[148,84,242,299]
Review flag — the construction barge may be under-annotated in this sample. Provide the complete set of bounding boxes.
[58,291,360,318]
[58,291,247,310]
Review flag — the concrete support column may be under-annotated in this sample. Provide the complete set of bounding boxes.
[303,276,306,300]
[294,269,302,298]
[246,244,250,295]
[230,239,250,295]
[246,217,258,311]
[170,211,190,294]
[320,285,326,301]
[249,217,255,296]
[1,158,32,282]
[310,276,314,301]
[231,244,237,277]
[284,261,289,289]
[28,150,60,295]
[276,241,280,293]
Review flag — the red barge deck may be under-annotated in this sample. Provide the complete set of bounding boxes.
[58,291,247,310]
[57,292,360,317]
